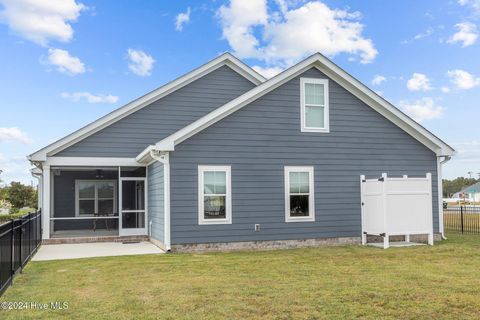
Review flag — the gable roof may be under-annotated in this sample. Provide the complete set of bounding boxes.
[136,52,454,163]
[29,53,266,162]
[457,182,480,195]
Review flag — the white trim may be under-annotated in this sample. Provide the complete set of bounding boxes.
[300,78,329,133]
[42,165,50,239]
[45,157,143,167]
[437,156,450,238]
[284,166,315,222]
[74,180,117,217]
[147,53,454,157]
[119,177,148,236]
[163,155,171,250]
[149,151,171,251]
[198,165,232,225]
[29,53,266,162]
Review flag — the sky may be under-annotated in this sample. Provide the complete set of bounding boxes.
[0,0,479,185]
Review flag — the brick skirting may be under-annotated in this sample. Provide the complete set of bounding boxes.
[171,236,362,253]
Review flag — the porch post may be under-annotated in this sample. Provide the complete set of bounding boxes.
[42,165,51,239]
[37,175,43,210]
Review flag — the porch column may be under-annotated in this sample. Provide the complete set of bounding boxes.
[37,175,43,211]
[42,165,51,239]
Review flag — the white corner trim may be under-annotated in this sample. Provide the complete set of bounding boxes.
[300,78,330,133]
[150,151,171,251]
[29,53,266,162]
[284,166,315,223]
[148,52,454,157]
[198,165,232,225]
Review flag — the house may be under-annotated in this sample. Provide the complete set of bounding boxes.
[452,181,480,202]
[29,52,455,252]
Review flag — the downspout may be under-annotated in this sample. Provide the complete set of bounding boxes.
[150,150,171,252]
[437,155,451,240]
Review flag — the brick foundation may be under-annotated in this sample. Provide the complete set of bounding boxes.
[171,236,361,253]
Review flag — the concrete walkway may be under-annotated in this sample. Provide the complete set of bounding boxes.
[32,241,164,261]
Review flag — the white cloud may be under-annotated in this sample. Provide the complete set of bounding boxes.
[402,27,434,44]
[0,0,86,46]
[0,127,32,144]
[127,49,155,76]
[458,0,480,13]
[0,154,33,185]
[175,7,191,31]
[61,92,119,104]
[447,22,478,47]
[217,0,268,58]
[407,73,432,91]
[252,65,283,78]
[454,140,480,163]
[371,75,386,86]
[46,48,85,75]
[217,0,377,67]
[399,98,444,122]
[447,69,480,89]
[441,86,451,93]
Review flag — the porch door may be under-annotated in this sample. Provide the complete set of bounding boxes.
[119,178,147,236]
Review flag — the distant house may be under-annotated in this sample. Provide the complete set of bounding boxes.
[452,182,480,202]
[28,52,454,251]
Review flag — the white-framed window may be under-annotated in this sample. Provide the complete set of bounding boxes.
[198,166,232,225]
[300,78,329,132]
[284,166,315,222]
[75,180,116,216]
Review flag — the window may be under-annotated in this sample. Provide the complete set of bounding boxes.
[284,166,315,222]
[198,166,232,225]
[300,78,329,132]
[76,180,116,216]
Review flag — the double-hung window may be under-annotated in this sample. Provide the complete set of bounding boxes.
[198,166,232,225]
[300,78,329,132]
[76,180,116,216]
[284,166,315,222]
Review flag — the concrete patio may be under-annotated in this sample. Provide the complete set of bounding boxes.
[32,241,164,261]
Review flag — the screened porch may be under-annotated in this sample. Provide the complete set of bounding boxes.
[49,166,147,239]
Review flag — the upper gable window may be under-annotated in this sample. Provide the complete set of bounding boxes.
[300,78,329,133]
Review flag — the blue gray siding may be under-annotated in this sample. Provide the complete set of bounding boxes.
[169,67,439,245]
[56,65,257,157]
[148,161,164,243]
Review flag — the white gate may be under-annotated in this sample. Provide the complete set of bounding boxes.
[360,173,434,249]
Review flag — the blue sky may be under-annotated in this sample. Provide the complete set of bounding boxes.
[0,0,479,184]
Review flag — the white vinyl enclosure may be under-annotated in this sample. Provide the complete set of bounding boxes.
[360,173,433,249]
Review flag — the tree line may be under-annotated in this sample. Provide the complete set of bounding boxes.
[0,181,38,213]
[442,177,479,198]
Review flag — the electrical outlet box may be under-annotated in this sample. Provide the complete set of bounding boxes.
[255,224,260,232]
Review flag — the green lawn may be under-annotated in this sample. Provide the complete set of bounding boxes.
[1,234,480,319]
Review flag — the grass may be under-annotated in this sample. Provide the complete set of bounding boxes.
[1,234,480,319]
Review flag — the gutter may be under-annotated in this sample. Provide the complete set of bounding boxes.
[438,155,452,240]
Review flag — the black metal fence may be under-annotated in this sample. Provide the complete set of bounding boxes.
[444,206,480,234]
[0,211,41,295]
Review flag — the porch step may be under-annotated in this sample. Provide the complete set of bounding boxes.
[43,235,149,245]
